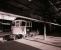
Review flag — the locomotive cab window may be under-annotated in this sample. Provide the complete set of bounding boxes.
[15,21,19,27]
[21,22,25,26]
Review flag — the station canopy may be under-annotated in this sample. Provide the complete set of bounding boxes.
[0,0,61,25]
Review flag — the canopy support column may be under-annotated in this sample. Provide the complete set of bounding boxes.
[43,24,46,40]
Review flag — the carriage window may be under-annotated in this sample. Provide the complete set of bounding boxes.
[27,22,32,27]
[30,22,32,27]
[27,22,29,26]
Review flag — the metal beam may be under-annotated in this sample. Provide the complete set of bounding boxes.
[49,1,58,12]
[7,1,30,10]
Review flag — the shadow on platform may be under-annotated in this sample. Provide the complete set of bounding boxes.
[0,41,41,50]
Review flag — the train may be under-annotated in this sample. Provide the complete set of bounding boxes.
[3,19,32,41]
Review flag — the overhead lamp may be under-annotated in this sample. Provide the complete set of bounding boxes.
[28,0,32,2]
